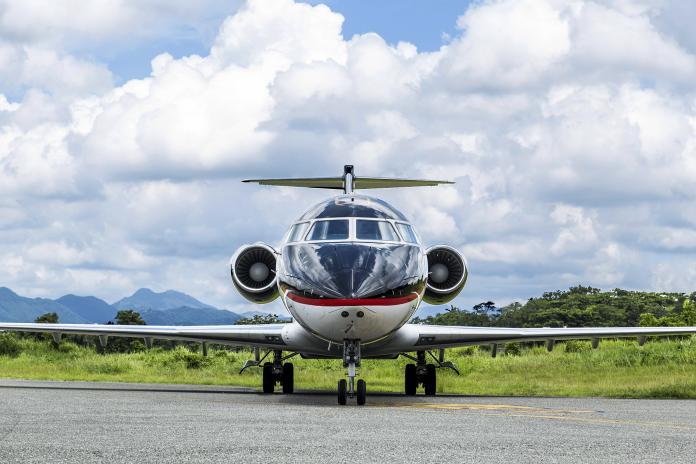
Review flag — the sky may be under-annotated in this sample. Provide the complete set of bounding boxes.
[2,0,696,317]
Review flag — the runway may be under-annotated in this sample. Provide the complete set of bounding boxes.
[0,379,694,463]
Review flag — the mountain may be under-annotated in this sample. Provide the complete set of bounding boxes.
[0,287,90,323]
[139,306,242,326]
[54,294,117,324]
[112,288,217,312]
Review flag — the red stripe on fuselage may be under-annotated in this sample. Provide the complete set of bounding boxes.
[285,292,419,307]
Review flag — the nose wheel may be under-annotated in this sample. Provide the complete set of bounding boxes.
[337,339,366,405]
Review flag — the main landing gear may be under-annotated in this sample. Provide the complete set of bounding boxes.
[401,350,459,396]
[338,339,366,406]
[240,349,298,393]
[404,351,436,395]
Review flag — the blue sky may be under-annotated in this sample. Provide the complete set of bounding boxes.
[2,0,696,317]
[87,1,476,86]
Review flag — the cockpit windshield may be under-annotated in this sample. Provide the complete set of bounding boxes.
[395,223,420,243]
[287,222,309,242]
[307,220,349,241]
[356,220,399,241]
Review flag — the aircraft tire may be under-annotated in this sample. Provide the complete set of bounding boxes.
[405,364,417,395]
[282,363,294,394]
[262,362,274,393]
[424,364,437,396]
[357,379,366,405]
[337,379,347,405]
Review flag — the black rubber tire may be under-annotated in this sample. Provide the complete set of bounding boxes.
[262,362,274,393]
[405,364,417,395]
[356,379,366,405]
[424,364,437,396]
[282,363,294,394]
[337,379,347,405]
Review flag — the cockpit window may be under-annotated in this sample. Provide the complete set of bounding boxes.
[307,220,349,241]
[395,223,419,243]
[356,220,399,241]
[287,222,309,242]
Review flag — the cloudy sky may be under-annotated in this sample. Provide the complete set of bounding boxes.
[2,0,696,316]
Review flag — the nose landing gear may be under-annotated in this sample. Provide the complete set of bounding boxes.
[338,339,366,405]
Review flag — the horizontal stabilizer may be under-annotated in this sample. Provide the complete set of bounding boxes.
[355,177,452,189]
[243,166,454,194]
[242,177,344,190]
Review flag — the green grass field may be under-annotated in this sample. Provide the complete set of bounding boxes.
[1,334,695,398]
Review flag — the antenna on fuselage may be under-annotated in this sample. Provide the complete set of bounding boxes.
[242,165,454,193]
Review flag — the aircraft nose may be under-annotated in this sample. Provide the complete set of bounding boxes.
[281,243,422,299]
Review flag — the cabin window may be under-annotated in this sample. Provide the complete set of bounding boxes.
[287,222,310,242]
[395,223,419,243]
[307,220,349,241]
[356,220,399,241]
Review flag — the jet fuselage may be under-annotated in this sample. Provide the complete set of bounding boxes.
[277,194,427,343]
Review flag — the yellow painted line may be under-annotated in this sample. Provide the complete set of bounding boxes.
[3,388,696,430]
[367,402,595,414]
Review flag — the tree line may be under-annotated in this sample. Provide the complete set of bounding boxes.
[23,310,287,354]
[411,286,696,328]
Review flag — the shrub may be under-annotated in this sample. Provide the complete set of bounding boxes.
[130,341,147,353]
[0,331,21,357]
[57,342,80,355]
[172,346,211,369]
[504,342,520,356]
[459,346,478,357]
[564,339,591,353]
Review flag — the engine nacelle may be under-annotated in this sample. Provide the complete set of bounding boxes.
[230,243,280,304]
[423,245,468,305]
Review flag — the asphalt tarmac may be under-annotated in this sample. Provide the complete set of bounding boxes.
[0,379,694,463]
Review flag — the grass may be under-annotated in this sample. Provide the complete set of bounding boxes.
[1,334,696,398]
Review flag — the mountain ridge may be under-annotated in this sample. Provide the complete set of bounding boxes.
[112,288,217,312]
[0,287,91,324]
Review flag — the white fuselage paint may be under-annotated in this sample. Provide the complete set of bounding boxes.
[280,288,424,344]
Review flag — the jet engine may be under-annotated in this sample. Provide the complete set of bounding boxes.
[230,243,280,304]
[423,245,468,305]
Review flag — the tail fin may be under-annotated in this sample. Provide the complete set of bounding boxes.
[243,165,454,194]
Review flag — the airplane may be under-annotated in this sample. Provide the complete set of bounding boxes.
[2,165,696,406]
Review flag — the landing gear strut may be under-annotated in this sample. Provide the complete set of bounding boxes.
[338,339,365,405]
[260,350,298,393]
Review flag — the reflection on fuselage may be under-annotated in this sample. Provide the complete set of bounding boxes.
[277,195,428,343]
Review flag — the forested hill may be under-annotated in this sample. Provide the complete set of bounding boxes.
[412,286,696,328]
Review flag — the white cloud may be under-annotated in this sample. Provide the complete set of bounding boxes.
[2,0,696,312]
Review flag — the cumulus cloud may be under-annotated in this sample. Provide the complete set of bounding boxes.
[2,0,696,312]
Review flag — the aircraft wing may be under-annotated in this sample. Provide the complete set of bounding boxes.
[0,322,289,349]
[365,324,696,356]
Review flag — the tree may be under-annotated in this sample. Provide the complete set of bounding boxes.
[116,310,146,326]
[35,313,58,324]
[33,312,59,344]
[234,314,286,325]
[97,310,146,354]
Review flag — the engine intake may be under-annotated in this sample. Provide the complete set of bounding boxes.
[231,243,280,304]
[423,245,468,305]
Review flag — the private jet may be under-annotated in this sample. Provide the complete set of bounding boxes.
[3,166,696,405]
